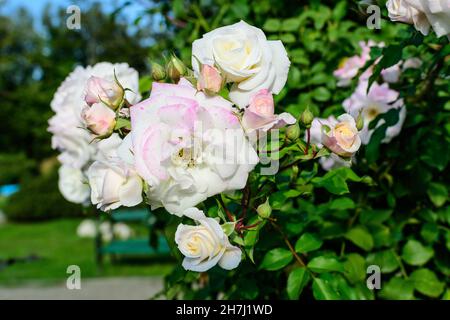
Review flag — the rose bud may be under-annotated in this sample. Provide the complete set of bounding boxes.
[322,113,361,158]
[242,89,295,135]
[166,54,187,83]
[286,123,301,141]
[300,107,314,128]
[84,76,124,110]
[151,62,166,81]
[197,64,222,94]
[82,103,116,137]
[257,198,272,219]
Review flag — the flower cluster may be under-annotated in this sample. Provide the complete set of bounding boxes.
[48,62,140,204]
[312,40,419,171]
[49,21,363,273]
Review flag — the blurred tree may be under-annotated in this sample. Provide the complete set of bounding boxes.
[0,1,154,169]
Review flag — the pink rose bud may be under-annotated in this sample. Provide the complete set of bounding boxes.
[242,89,295,133]
[82,103,116,136]
[84,76,124,109]
[197,64,222,94]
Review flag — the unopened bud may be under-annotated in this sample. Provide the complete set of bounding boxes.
[257,198,272,219]
[166,54,187,82]
[286,123,300,141]
[151,62,166,81]
[356,112,364,131]
[300,107,314,128]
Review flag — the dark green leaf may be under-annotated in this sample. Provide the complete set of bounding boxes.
[295,233,323,253]
[260,248,293,271]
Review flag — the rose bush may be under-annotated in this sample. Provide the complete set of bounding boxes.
[48,0,449,300]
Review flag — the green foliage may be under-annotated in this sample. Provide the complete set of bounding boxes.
[3,169,89,221]
[150,0,449,300]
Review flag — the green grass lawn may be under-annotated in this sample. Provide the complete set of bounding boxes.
[0,218,174,286]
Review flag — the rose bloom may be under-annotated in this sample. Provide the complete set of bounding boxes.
[84,76,124,109]
[82,103,116,136]
[175,207,242,272]
[124,78,258,216]
[87,160,143,211]
[386,0,450,38]
[322,114,361,158]
[242,89,295,134]
[58,165,90,204]
[192,20,290,108]
[309,117,353,171]
[334,41,401,86]
[343,81,406,144]
[197,64,223,94]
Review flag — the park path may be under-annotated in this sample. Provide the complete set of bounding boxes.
[0,276,164,300]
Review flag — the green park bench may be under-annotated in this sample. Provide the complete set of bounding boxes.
[95,208,171,266]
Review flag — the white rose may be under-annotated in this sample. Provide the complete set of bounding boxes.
[192,20,290,108]
[87,161,143,211]
[386,0,450,38]
[58,165,90,204]
[175,207,242,272]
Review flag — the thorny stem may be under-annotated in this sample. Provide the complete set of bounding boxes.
[270,220,306,267]
[217,196,234,222]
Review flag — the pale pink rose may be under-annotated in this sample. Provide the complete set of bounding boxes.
[403,57,422,70]
[84,76,124,109]
[125,78,258,215]
[381,63,401,83]
[242,89,295,134]
[322,114,361,157]
[197,64,222,94]
[343,81,405,144]
[334,41,378,87]
[82,103,116,136]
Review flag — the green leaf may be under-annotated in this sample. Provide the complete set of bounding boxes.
[312,277,341,300]
[365,108,400,163]
[312,167,369,195]
[138,75,152,93]
[367,250,399,273]
[221,222,235,236]
[260,248,293,271]
[313,86,331,102]
[281,18,300,32]
[270,190,302,210]
[410,268,445,298]
[279,33,296,43]
[114,118,131,130]
[295,233,323,253]
[360,209,392,225]
[329,197,355,210]
[380,277,415,300]
[344,253,366,284]
[263,18,281,32]
[307,256,344,273]
[427,182,448,207]
[402,240,434,266]
[345,226,374,251]
[287,267,310,300]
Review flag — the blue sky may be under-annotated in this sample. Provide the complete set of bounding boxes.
[1,0,147,31]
